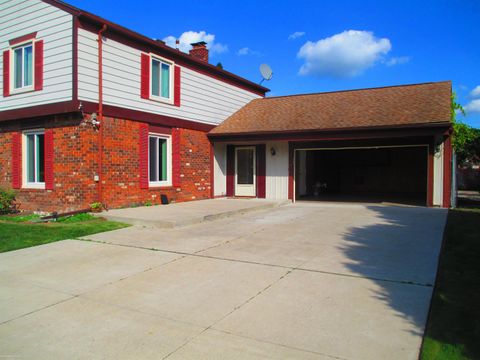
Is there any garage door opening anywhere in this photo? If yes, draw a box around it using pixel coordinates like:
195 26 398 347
295 146 428 206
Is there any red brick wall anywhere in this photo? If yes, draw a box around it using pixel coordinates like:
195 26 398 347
0 115 212 213
0 116 98 212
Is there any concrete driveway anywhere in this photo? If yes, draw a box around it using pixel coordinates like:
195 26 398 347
0 203 447 359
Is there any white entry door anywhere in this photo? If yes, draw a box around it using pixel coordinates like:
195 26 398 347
235 147 256 196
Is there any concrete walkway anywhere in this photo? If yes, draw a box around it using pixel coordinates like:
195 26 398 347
0 203 448 359
98 198 287 228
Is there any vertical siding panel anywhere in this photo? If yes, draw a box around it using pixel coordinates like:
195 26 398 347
213 143 227 197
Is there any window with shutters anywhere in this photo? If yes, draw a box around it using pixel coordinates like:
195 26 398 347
148 133 172 186
4 35 43 97
23 130 45 189
150 56 173 102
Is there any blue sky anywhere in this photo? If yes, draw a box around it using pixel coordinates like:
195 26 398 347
68 0 480 127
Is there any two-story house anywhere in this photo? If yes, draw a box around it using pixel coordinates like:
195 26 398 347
1 0 454 212
0 0 268 212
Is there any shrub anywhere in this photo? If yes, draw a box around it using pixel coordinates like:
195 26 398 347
0 188 17 214
89 202 104 212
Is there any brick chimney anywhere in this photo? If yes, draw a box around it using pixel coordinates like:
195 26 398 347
189 41 209 62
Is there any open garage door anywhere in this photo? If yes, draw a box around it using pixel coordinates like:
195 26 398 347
295 146 428 206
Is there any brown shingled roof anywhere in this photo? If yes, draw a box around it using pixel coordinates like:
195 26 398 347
209 81 451 136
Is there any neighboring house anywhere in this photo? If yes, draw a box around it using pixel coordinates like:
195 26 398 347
210 82 454 208
0 1 453 212
0 0 267 212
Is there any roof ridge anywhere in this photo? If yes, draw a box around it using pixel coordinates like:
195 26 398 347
263 80 452 100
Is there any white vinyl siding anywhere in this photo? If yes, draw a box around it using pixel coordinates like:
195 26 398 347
213 143 227 196
77 28 261 126
433 137 444 206
0 0 73 110
265 141 289 200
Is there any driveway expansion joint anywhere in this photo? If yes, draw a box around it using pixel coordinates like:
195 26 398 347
79 238 434 287
161 268 294 360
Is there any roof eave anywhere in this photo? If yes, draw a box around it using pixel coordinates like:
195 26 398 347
208 121 453 138
42 0 269 96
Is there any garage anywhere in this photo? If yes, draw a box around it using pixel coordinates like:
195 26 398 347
295 145 428 206
210 81 453 208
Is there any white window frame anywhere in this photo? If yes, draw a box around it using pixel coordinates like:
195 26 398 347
149 54 174 104
148 133 172 187
10 40 35 95
22 129 45 189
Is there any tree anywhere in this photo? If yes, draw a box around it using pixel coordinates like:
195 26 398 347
451 92 479 165
216 62 224 69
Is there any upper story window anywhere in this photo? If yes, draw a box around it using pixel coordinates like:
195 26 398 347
3 33 43 97
13 42 34 90
151 57 172 101
140 53 180 106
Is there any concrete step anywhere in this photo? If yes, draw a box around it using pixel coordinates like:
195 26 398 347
96 199 290 228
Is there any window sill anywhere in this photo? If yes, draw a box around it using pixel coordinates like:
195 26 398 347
10 87 36 96
149 95 174 105
21 185 46 191
148 184 174 190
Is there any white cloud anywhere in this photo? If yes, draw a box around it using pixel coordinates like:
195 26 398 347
288 31 305 40
297 30 391 77
470 85 480 98
385 56 411 66
236 47 261 56
237 47 251 55
163 31 228 54
465 99 480 113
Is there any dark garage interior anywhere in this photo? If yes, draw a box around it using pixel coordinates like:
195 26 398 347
295 146 428 206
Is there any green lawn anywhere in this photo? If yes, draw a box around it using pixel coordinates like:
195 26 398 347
0 213 129 253
421 208 480 360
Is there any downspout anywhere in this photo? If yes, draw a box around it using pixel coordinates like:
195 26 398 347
97 24 107 206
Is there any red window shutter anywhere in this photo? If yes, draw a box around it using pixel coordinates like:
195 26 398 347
11 132 22 189
139 123 149 189
174 65 181 107
140 53 150 99
34 40 43 91
256 144 266 198
44 129 54 190
172 128 181 187
226 145 235 197
3 50 10 97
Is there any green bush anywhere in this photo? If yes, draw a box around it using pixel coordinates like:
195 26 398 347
0 188 17 214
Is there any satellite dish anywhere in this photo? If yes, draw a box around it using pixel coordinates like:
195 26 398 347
259 64 273 84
